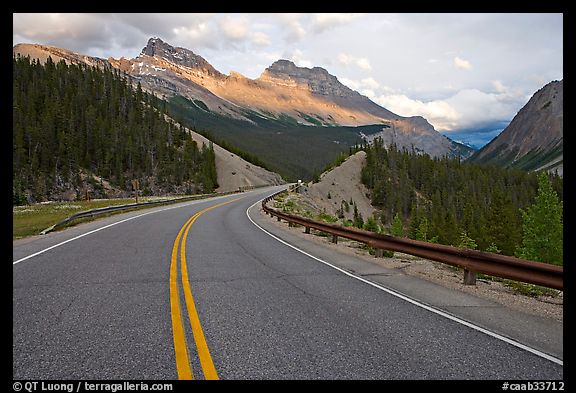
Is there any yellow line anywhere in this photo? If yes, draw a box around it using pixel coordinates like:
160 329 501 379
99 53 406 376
170 197 243 380
181 213 219 380
169 212 199 380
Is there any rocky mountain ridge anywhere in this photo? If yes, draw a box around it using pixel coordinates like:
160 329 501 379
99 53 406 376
468 80 563 175
130 38 472 158
260 59 360 98
13 38 475 172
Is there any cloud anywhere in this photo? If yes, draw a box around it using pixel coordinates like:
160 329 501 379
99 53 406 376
374 94 461 131
492 80 506 93
250 31 270 46
360 77 380 89
271 13 365 41
311 13 365 33
219 16 249 41
453 56 472 70
355 58 372 71
13 13 274 58
340 77 384 92
338 52 372 71
285 49 313 68
337 53 352 65
443 88 522 130
112 13 213 39
13 13 118 51
275 13 307 42
172 23 218 50
366 84 529 133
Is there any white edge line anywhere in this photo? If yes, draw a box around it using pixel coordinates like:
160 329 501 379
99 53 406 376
13 193 236 265
246 194 563 367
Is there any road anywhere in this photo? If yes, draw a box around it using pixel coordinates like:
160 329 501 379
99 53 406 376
13 186 563 379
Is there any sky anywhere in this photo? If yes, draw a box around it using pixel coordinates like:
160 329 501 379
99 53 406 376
13 13 563 149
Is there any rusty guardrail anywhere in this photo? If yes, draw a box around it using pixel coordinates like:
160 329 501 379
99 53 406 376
262 186 563 290
40 189 245 235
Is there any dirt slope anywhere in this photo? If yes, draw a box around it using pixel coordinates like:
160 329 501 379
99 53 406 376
298 151 377 221
186 130 285 192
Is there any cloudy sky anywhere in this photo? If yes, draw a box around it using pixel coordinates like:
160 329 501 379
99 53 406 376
13 13 563 148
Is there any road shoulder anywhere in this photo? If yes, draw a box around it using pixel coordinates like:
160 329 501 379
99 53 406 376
248 201 563 361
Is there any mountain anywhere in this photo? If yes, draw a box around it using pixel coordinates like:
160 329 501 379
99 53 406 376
12 45 284 199
13 54 221 203
184 129 285 192
12 43 110 69
467 80 563 175
13 38 475 180
119 38 473 157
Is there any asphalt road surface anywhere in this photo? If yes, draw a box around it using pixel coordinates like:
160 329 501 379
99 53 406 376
13 187 563 380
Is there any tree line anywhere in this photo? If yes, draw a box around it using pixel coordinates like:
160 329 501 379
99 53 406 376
13 55 218 204
360 137 563 265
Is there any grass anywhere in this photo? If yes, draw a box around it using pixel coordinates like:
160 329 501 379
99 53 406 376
502 280 561 298
476 273 560 297
12 196 190 240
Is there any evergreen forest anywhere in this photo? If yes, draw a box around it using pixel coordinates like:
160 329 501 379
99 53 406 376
360 138 563 263
13 55 218 204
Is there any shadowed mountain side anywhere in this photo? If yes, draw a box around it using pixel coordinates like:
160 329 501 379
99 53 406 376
468 80 562 175
185 129 285 192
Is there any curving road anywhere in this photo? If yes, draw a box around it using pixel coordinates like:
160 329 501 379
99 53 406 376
13 187 563 380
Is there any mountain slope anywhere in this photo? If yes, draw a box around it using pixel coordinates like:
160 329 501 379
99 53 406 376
13 38 475 180
184 128 285 192
115 38 473 159
468 80 563 175
297 151 378 223
12 46 284 199
12 43 110 69
12 55 220 203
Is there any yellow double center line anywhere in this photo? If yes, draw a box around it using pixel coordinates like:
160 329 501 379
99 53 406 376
170 197 243 380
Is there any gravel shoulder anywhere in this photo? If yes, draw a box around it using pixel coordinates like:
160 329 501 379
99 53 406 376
261 201 563 324
253 201 563 361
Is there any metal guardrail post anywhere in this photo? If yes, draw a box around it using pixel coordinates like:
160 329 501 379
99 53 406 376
463 269 477 285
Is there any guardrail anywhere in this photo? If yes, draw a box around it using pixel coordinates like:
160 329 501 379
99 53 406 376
40 190 241 235
262 186 563 290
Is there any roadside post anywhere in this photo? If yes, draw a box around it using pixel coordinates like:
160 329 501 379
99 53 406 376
132 179 140 203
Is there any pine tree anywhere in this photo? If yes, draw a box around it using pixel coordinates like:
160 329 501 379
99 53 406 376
353 204 364 229
12 55 219 202
363 216 380 233
391 212 404 237
360 138 561 257
415 216 429 242
485 189 521 255
516 172 563 265
458 230 478 250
